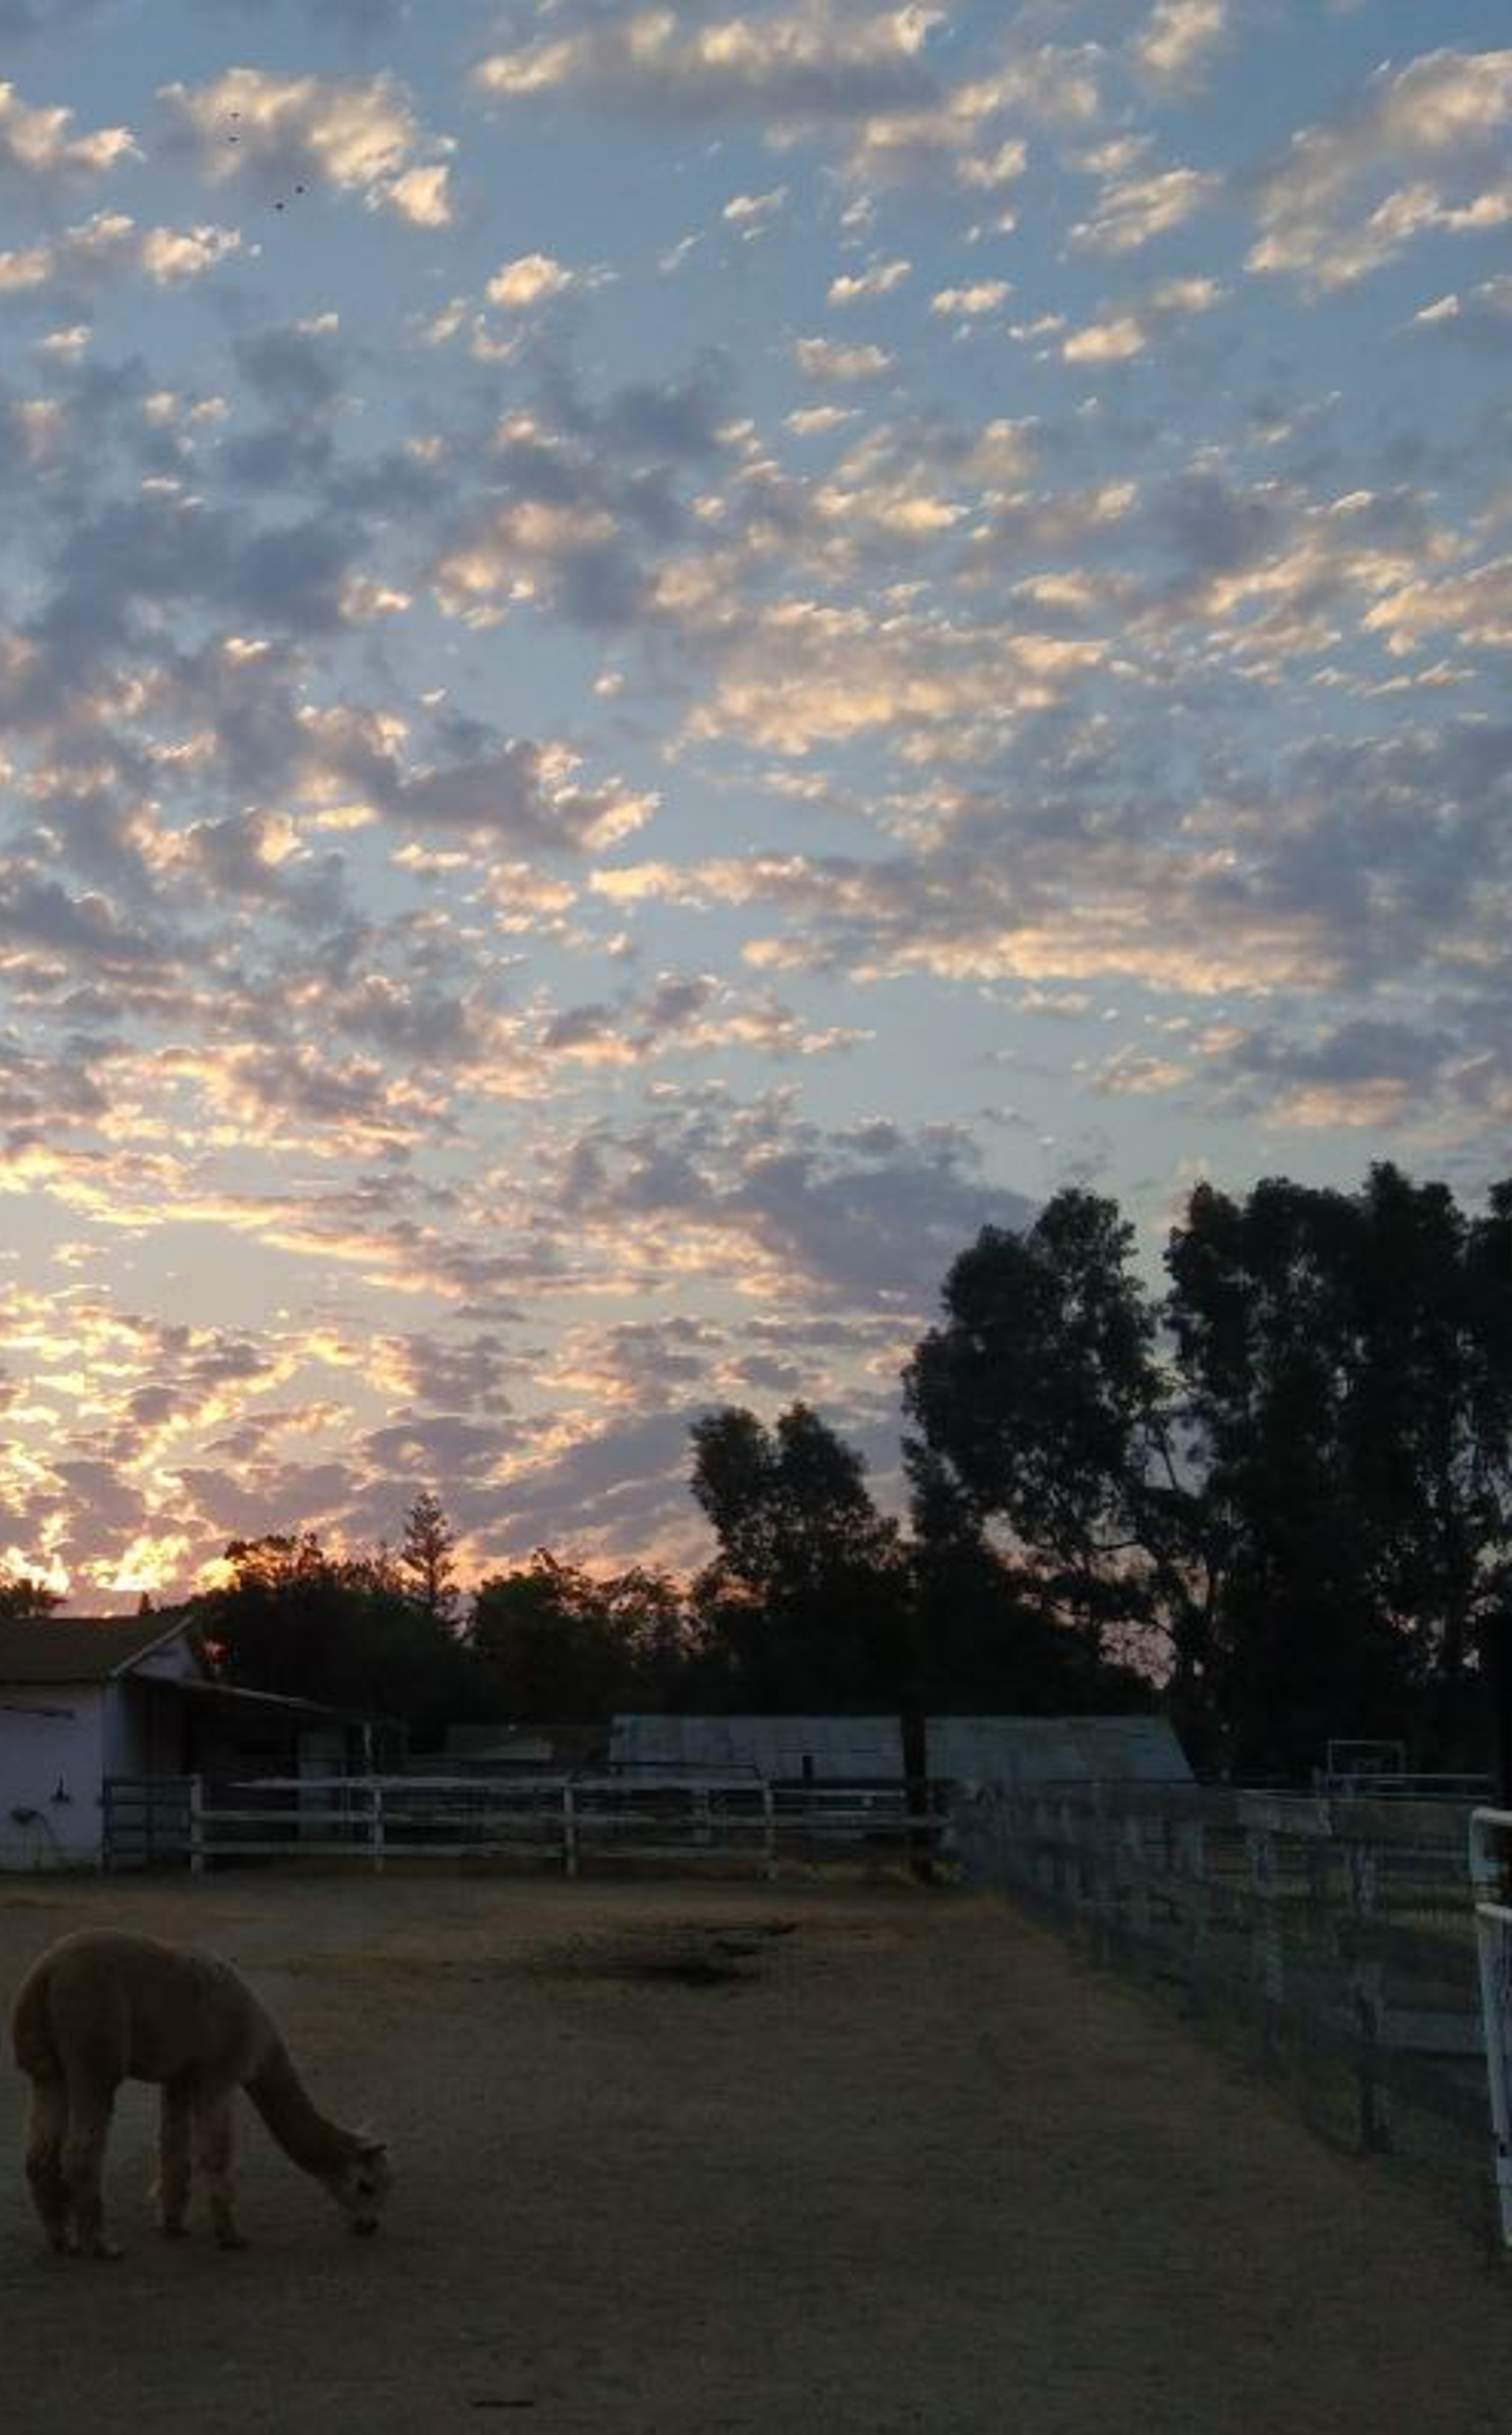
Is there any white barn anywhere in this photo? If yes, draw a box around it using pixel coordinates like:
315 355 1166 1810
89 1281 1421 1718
0 1614 357 1869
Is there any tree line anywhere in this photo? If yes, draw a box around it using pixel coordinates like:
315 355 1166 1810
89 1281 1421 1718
6 1160 1510 1782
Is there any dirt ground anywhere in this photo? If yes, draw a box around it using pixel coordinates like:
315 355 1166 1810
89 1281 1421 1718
4 1873 1512 2435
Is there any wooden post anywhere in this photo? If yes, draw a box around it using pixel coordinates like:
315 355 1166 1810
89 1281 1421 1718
1491 1608 1512 1894
1353 1962 1392 2153
762 1781 777 1884
370 1781 385 1876
1124 1811 1152 1950
900 1705 933 1883
1247 1825 1282 2060
1178 1815 1208 2017
562 1779 578 1879
188 1773 205 1878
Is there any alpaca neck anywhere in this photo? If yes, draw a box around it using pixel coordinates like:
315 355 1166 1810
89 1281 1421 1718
245 2040 357 2177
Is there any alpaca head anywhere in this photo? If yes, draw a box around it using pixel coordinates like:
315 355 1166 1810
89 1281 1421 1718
324 2139 392 2236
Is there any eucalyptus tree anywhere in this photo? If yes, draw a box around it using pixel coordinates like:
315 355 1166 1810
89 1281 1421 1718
1166 1163 1512 1764
902 1190 1211 1714
688 1402 911 1709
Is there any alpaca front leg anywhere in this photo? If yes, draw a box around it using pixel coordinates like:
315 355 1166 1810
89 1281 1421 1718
155 2081 194 2237
23 2080 71 2254
61 2090 121 2259
194 2094 245 2249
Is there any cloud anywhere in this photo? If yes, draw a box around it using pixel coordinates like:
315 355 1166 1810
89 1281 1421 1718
39 487 362 643
159 64 454 224
828 257 909 303
463 1406 703 1572
724 185 788 235
1184 1009 1508 1136
472 4 943 125
731 1125 1032 1304
599 715 1512 1031
1412 274 1512 348
485 252 587 309
930 278 1010 316
1061 274 1222 362
1070 156 1222 256
991 43 1103 134
0 210 239 296
1362 557 1512 660
0 80 138 183
1131 0 1229 94
232 316 345 416
470 3 1036 200
422 355 739 629
1247 49 1512 291
295 706 658 853
520 1092 1032 1311
791 334 893 380
0 869 163 972
679 594 1102 757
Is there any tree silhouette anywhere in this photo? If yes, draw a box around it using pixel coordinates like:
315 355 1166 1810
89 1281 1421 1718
193 1532 472 1735
689 1402 911 1708
902 1190 1201 1682
0 1571 65 1620
399 1488 460 1623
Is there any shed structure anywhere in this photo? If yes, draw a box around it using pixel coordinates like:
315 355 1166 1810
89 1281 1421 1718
609 1712 1191 1788
926 1715 1192 1789
609 1714 905 1782
0 1614 358 1869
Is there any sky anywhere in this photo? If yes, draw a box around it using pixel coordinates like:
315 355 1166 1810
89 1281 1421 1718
0 0 1508 1610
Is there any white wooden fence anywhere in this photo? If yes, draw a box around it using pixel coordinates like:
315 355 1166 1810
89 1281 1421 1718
104 1772 942 1880
955 1778 1491 2202
1468 1806 1512 2246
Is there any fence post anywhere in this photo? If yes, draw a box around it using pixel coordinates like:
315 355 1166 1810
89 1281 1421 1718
562 1780 578 1879
1353 1962 1392 2153
1124 1810 1152 1956
370 1781 385 1875
763 1781 777 1884
1345 1832 1391 2150
1091 1788 1116 1964
1036 1798 1057 1900
1177 1814 1209 2016
188 1774 205 1878
1247 1823 1285 2060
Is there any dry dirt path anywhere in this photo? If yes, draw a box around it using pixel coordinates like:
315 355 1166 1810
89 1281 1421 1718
3 1872 1512 2435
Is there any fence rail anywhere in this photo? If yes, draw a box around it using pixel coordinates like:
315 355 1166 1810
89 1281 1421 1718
104 1773 942 1880
955 1779 1493 2217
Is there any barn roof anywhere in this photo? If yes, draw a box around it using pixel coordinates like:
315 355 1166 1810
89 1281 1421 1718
610 1712 1192 1786
610 1714 905 1780
926 1715 1192 1787
0 1614 208 1686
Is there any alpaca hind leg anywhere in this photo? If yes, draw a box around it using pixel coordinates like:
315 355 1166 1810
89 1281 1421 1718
23 2079 72 2253
155 2081 194 2237
60 2083 121 2259
194 2093 244 2248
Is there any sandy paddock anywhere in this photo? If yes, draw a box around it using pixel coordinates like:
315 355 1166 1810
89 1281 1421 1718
3 1869 1512 2435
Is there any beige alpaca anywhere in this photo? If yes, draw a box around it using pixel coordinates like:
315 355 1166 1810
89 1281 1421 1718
10 1928 391 2258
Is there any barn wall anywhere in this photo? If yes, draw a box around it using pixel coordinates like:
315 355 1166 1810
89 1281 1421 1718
0 1693 106 1867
